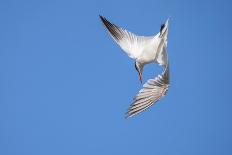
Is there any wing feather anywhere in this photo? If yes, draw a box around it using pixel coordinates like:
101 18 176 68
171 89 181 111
126 64 169 118
99 15 153 59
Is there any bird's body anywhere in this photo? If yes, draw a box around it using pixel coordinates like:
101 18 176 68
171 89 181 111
100 15 170 117
100 16 169 66
134 34 166 65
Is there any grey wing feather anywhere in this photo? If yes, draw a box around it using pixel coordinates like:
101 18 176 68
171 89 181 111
99 15 125 41
126 64 169 118
99 15 153 59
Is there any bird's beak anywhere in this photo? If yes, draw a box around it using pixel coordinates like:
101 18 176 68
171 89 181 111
139 72 142 83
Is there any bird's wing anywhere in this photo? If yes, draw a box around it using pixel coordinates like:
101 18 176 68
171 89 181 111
156 41 168 66
155 18 169 66
126 63 169 118
100 15 153 59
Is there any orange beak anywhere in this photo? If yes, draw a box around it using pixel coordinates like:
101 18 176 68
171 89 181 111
139 72 142 83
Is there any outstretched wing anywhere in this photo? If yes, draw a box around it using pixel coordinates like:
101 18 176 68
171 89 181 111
155 18 169 66
99 15 153 59
126 64 169 118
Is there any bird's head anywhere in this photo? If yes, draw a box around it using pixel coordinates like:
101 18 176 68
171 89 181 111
135 61 144 83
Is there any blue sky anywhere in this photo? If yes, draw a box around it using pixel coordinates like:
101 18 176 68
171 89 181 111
1 0 232 154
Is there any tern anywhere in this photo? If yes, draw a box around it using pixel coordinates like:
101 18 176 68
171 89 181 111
100 15 170 117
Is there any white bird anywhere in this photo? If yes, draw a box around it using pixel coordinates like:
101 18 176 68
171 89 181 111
99 15 170 117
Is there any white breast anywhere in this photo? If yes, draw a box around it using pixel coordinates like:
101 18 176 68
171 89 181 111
136 35 161 64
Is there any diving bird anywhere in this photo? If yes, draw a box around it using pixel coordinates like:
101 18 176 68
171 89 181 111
99 15 170 117
99 15 169 82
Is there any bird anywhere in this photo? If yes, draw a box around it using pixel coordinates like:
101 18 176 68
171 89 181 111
99 15 170 117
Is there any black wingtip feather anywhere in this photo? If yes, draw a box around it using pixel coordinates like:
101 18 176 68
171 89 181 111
99 15 123 41
99 15 104 21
